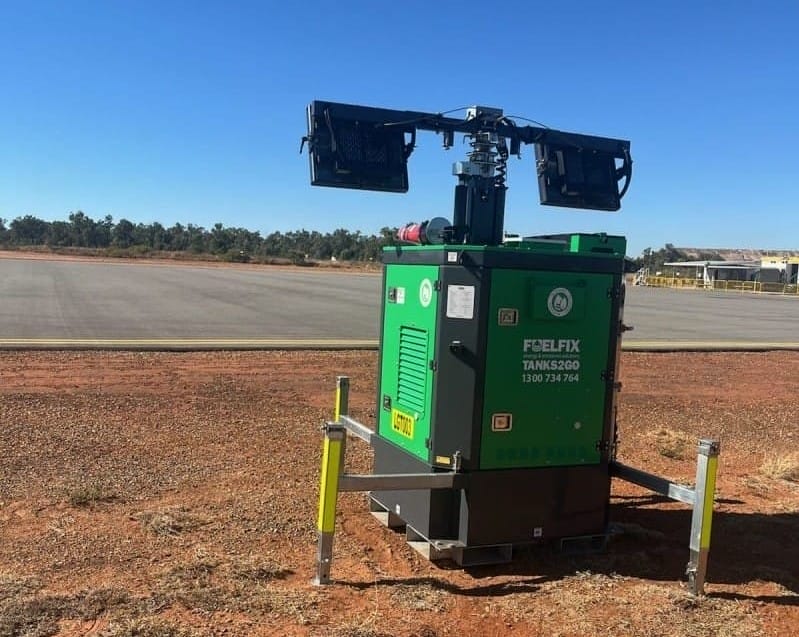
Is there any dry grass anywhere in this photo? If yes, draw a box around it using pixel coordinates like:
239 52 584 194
0 555 311 636
261 588 322 625
485 574 764 637
653 588 765 637
154 555 318 622
321 617 394 637
0 594 65 637
68 481 119 507
155 557 226 613
131 507 212 536
760 452 799 481
231 555 291 583
98 618 198 637
654 428 694 460
0 572 40 598
0 586 134 637
490 571 622 627
388 583 450 613
742 474 773 495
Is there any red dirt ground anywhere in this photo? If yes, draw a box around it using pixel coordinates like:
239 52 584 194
1 350 798 636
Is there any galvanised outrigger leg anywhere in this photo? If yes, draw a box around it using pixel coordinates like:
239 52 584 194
686 439 720 596
313 376 350 585
611 438 720 596
313 422 345 585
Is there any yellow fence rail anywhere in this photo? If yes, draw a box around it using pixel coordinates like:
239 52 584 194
643 276 799 295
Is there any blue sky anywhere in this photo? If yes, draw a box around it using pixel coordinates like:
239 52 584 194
1 0 797 257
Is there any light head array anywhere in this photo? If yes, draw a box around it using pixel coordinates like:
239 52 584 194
301 101 632 234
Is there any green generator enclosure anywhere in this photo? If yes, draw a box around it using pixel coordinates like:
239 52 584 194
371 234 627 560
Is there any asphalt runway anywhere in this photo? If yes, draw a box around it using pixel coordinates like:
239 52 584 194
0 257 379 341
622 286 799 343
1 256 798 348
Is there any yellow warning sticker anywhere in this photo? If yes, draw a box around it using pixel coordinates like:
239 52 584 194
391 409 415 439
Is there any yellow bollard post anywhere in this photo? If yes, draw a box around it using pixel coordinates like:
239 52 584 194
686 439 720 595
314 422 345 585
313 377 351 584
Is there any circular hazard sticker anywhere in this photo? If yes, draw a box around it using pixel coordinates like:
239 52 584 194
547 287 573 317
419 278 433 308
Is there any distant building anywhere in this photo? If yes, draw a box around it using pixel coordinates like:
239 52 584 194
760 256 799 284
664 257 799 285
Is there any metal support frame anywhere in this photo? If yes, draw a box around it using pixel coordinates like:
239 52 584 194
610 438 720 595
340 472 463 492
308 100 632 156
339 415 374 445
316 377 720 592
314 376 461 585
610 462 696 505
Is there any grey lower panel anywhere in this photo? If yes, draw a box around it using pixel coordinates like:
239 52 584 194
460 464 610 545
371 435 459 540
372 434 611 547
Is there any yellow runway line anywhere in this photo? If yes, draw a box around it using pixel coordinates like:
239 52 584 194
0 338 380 350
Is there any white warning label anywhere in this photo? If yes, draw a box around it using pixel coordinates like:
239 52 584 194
446 285 475 319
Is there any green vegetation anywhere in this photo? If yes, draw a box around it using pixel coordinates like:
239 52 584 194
0 212 397 263
0 213 742 267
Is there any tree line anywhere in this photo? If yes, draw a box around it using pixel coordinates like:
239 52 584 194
0 212 718 267
0 212 397 263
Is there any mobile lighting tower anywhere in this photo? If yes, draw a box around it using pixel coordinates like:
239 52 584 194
303 100 633 565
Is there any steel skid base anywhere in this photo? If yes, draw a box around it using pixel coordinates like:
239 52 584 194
368 496 610 566
370 429 612 547
369 496 514 566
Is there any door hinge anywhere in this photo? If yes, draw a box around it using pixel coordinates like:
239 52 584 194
606 287 621 299
429 360 438 371
433 280 442 291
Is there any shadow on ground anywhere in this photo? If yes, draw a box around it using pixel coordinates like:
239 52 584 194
606 495 799 600
341 495 799 605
